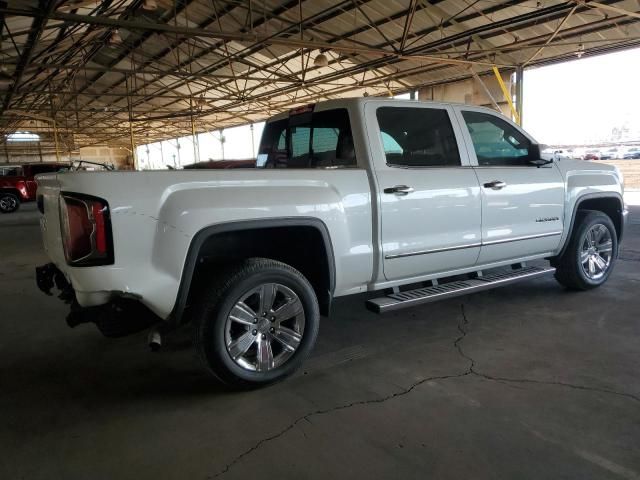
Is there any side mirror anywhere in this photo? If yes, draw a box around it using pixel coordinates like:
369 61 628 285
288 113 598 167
528 144 553 166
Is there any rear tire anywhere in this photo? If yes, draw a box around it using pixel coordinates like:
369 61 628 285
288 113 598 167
193 258 320 389
0 193 20 213
554 210 617 290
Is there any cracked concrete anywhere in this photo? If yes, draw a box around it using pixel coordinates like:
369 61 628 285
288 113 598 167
211 302 639 479
1 203 639 480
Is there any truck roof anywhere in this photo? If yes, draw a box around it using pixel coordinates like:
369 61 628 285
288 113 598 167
265 97 498 123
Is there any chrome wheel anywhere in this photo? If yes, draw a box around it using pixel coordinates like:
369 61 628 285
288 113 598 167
580 223 613 281
224 282 305 372
0 195 17 212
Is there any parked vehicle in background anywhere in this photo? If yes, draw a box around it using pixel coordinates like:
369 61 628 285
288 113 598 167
35 98 628 387
0 163 70 213
567 149 584 160
623 148 640 160
600 148 619 160
542 149 571 161
584 150 600 161
554 150 571 161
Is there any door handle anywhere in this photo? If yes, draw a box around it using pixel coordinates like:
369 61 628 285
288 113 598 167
384 185 414 195
483 180 507 190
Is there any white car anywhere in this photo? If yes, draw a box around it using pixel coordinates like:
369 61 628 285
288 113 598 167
35 98 628 387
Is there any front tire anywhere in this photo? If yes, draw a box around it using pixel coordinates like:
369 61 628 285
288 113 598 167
0 193 20 213
554 210 618 290
193 258 320 388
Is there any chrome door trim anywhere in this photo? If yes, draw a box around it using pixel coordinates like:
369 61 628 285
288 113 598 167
386 231 562 259
385 242 481 259
482 230 562 246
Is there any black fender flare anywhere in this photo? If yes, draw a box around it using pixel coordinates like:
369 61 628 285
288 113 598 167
169 217 336 325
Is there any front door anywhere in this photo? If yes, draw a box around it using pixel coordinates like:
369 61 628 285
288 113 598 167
366 102 482 282
455 108 565 265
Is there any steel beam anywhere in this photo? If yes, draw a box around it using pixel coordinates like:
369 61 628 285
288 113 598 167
1 0 55 113
586 1 640 20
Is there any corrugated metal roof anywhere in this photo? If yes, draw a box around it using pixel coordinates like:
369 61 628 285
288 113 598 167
0 0 638 148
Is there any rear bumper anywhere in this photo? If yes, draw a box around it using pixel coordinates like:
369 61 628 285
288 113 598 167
35 262 160 336
36 262 73 300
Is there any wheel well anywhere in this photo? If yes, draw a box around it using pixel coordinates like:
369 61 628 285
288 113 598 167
576 196 623 240
0 188 21 198
184 225 334 319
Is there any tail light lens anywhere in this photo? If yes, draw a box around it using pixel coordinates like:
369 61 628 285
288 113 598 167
59 193 113 266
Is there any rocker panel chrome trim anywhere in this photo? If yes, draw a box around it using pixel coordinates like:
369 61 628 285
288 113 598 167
385 231 562 259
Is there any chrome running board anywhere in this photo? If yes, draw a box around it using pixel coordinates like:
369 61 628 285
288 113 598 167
366 266 555 314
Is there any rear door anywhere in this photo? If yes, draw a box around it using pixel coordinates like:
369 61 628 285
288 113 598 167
366 102 482 282
454 107 565 265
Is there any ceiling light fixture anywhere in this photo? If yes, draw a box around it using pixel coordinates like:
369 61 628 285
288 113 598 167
108 30 123 45
142 0 157 10
313 53 329 68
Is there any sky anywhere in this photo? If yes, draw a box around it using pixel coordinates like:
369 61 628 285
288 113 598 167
523 47 640 146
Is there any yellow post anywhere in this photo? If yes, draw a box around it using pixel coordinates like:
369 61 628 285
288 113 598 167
492 66 520 125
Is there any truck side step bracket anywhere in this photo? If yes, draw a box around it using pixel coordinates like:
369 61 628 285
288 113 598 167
366 266 555 313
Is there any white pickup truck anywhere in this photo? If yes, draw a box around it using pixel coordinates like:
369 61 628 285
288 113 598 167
36 98 628 387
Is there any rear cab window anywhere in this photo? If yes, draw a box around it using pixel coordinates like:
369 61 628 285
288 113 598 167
0 166 23 176
258 108 357 168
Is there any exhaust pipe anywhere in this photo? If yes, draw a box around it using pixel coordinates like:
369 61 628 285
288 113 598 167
148 328 162 351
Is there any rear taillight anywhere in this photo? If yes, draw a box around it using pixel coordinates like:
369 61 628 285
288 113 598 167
59 193 113 266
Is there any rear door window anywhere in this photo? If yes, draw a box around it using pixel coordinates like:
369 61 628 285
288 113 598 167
376 107 461 167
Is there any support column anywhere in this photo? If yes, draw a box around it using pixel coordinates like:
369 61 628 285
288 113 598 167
515 66 524 126
49 88 61 162
126 75 137 170
128 120 136 170
190 97 199 162
250 123 255 158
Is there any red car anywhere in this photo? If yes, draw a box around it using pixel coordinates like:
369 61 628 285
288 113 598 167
583 151 600 161
0 163 69 213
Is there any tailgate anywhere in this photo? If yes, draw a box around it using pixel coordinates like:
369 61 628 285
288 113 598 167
36 174 66 268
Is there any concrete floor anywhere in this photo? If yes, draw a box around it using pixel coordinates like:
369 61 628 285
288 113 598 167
2 203 639 480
